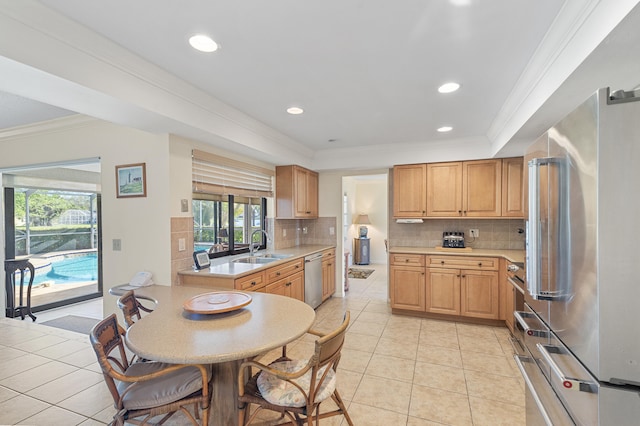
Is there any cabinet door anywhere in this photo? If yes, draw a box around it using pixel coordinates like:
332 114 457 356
463 159 502 217
426 162 462 217
390 265 425 311
305 170 319 217
266 271 304 301
426 267 461 315
393 164 427 217
294 167 311 217
460 270 499 319
502 157 525 217
322 258 336 300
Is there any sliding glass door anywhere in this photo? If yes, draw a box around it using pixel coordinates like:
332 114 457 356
3 160 102 315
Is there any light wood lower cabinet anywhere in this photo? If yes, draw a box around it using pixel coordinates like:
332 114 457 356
266 270 304 301
391 253 501 321
460 269 500 319
322 248 336 301
389 254 426 312
425 268 460 315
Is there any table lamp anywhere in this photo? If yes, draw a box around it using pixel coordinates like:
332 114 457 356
355 214 371 238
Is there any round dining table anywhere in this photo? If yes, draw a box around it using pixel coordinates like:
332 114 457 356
118 285 316 425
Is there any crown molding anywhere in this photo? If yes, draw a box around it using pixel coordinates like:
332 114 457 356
0 114 96 141
487 0 640 152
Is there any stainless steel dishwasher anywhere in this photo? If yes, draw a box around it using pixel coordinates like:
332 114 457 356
304 253 323 309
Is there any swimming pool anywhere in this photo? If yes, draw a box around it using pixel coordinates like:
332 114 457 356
28 252 98 286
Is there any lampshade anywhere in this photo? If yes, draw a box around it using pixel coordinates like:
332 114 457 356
355 214 371 225
219 228 229 237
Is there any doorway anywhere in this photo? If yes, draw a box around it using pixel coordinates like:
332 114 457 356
341 173 389 297
2 159 103 315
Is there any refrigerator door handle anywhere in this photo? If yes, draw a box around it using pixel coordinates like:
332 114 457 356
514 354 554 426
527 157 569 301
536 343 598 394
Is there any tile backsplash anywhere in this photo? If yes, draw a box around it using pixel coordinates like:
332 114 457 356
388 218 525 250
271 217 338 249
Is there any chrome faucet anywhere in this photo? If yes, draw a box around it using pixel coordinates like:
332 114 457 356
249 229 270 256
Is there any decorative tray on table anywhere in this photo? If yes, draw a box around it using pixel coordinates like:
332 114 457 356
183 291 252 314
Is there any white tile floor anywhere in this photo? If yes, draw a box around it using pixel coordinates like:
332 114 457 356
0 263 525 425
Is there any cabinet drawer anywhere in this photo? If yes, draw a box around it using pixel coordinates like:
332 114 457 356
266 258 304 284
322 248 336 259
390 253 425 267
427 256 498 271
236 271 266 291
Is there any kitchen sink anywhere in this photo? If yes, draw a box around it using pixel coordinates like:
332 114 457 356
257 253 292 259
233 256 278 264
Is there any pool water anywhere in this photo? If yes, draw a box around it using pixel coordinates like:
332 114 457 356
31 253 98 286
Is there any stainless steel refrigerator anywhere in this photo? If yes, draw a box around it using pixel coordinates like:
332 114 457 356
516 87 640 425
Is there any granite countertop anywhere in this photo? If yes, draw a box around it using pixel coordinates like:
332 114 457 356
178 244 335 279
389 246 525 263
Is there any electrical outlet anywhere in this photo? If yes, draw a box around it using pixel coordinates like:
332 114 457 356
329 226 335 235
113 239 121 251
469 229 479 238
283 229 287 237
178 238 186 251
302 227 308 234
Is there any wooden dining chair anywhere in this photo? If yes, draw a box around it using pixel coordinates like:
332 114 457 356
90 313 212 426
117 290 154 328
237 311 353 426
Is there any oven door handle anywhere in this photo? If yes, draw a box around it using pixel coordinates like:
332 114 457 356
514 311 548 338
507 276 525 295
514 354 554 426
536 344 598 393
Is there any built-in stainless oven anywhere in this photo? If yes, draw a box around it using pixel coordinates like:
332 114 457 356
514 305 576 425
507 261 526 354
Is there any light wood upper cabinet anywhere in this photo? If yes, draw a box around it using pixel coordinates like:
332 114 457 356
393 164 427 218
501 157 525 217
427 160 501 217
426 162 462 217
463 159 502 217
276 165 319 219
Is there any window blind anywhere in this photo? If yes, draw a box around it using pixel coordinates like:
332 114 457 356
192 149 274 197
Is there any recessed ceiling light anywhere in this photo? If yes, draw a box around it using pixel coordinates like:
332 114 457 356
437 126 453 132
438 82 461 93
189 34 219 52
286 107 304 115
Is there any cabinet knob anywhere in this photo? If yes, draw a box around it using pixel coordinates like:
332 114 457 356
463 210 467 215
457 274 461 278
295 265 300 269
462 275 466 278
440 260 445 265
405 259 409 263
458 210 462 215
276 272 281 276
251 281 256 286
286 282 291 287
478 262 482 267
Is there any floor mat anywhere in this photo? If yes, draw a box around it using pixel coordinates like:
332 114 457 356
348 268 374 279
40 315 100 334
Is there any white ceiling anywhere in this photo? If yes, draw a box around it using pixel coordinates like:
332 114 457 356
1 1 639 170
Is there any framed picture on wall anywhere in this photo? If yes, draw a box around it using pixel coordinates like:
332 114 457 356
116 163 147 198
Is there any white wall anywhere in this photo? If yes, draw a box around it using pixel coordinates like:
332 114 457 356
0 117 172 317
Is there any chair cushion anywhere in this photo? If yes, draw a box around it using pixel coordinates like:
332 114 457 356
117 361 210 410
256 360 336 408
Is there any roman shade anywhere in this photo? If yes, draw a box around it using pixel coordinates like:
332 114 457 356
192 149 274 197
